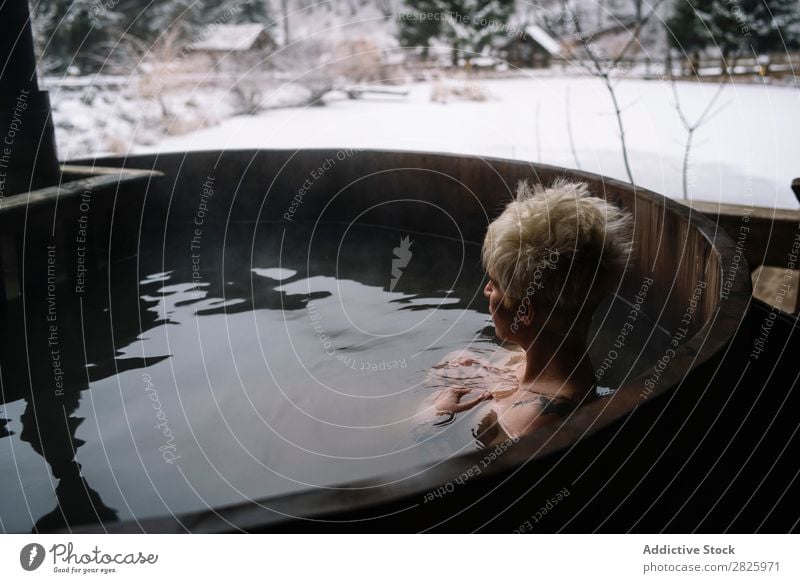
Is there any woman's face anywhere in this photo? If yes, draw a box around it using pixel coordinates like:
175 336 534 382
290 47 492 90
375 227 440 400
483 274 522 342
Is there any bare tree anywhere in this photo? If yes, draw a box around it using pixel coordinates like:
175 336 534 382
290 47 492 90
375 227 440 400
121 28 187 120
545 0 666 183
374 0 396 18
670 78 728 200
565 86 581 169
535 101 542 163
274 35 383 106
281 0 290 46
630 0 644 21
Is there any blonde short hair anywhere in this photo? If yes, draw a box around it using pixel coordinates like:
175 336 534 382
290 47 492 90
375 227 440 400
482 179 633 312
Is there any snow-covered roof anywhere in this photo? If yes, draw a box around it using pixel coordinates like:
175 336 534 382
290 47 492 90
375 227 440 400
524 25 562 56
190 24 269 52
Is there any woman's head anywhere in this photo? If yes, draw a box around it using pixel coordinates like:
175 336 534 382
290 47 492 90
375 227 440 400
482 179 633 341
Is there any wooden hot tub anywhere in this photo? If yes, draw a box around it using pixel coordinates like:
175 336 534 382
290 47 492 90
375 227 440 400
0 149 753 532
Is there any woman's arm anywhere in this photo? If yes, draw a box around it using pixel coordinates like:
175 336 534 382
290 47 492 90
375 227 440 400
412 387 492 439
433 387 492 413
431 350 508 375
501 393 579 439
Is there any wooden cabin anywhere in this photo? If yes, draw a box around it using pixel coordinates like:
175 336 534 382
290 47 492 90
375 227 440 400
502 24 564 68
188 23 276 68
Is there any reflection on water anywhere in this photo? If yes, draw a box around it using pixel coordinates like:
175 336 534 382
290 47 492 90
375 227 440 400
0 221 668 532
19 390 119 532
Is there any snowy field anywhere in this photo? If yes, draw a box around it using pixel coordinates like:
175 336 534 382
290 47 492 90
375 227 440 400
124 76 800 209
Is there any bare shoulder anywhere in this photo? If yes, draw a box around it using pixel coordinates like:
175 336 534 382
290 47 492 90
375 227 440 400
496 386 589 439
502 350 525 368
510 393 579 417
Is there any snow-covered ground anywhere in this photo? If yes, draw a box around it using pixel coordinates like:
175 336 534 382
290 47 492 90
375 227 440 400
106 75 800 208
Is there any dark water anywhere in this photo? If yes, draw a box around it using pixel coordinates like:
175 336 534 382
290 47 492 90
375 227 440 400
0 221 669 532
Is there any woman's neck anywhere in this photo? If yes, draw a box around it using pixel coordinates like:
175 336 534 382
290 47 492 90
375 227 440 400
516 328 595 391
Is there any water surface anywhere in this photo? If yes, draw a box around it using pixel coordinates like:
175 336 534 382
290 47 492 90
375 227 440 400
0 221 668 532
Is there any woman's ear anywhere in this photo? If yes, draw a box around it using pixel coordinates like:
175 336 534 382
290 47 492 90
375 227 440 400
519 299 535 327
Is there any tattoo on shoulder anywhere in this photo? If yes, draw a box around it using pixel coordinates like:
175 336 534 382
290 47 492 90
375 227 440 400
511 395 577 417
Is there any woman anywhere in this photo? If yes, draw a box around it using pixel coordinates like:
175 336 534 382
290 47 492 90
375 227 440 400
415 179 633 449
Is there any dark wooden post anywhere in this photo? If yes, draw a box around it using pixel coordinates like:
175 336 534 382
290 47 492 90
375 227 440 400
0 0 61 198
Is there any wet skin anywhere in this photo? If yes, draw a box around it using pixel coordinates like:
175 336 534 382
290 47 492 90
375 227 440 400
425 275 597 444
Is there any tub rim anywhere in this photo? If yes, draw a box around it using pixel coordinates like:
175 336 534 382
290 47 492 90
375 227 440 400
60 148 751 532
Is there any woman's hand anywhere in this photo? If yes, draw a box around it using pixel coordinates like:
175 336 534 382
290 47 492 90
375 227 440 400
433 387 493 414
432 356 479 369
453 357 479 366
432 356 504 374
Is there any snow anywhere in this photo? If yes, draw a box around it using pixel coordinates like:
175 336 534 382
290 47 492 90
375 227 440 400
190 24 267 52
131 75 800 209
50 84 241 159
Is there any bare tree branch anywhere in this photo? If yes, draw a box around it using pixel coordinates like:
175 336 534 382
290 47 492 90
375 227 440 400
540 10 597 77
535 100 542 163
610 0 667 70
670 77 728 199
565 86 581 169
547 0 667 183
603 73 635 183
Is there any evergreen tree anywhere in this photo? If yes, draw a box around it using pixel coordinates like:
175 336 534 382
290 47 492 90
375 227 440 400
738 0 800 54
666 0 800 73
666 0 712 54
32 0 120 74
399 0 515 64
707 0 746 63
229 0 273 24
398 0 445 58
706 0 800 69
666 0 713 73
443 0 515 62
32 0 275 74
